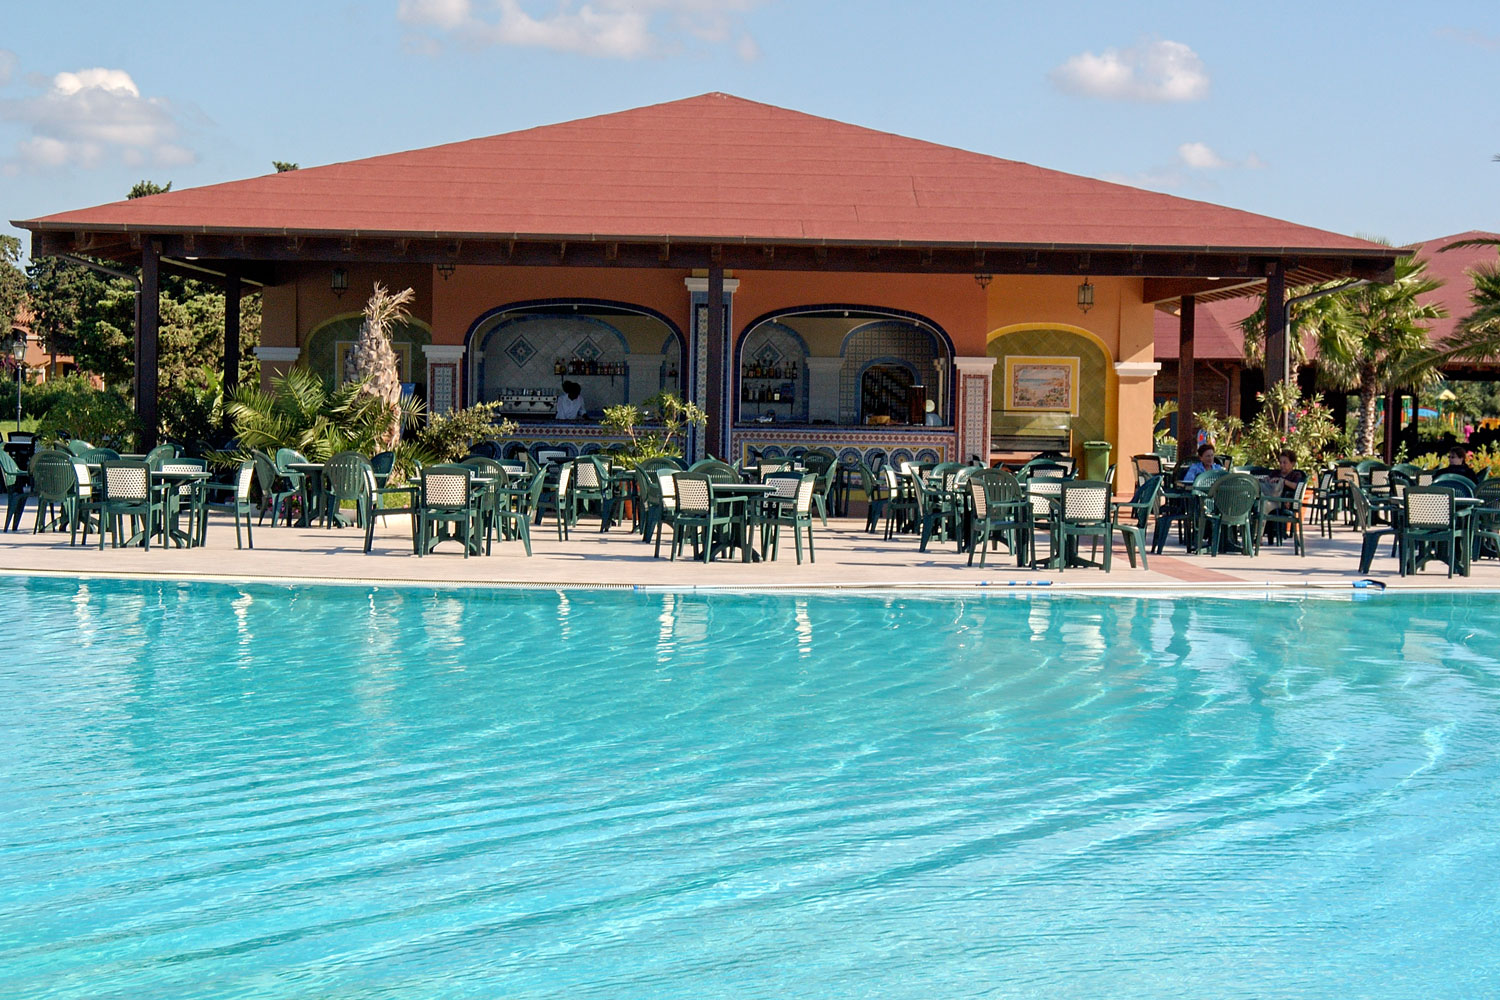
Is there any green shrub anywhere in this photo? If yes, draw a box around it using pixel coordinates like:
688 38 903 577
33 375 140 448
408 403 516 464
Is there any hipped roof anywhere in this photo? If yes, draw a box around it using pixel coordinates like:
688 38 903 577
18 93 1396 258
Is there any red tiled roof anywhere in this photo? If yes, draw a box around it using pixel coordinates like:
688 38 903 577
1154 297 1254 361
1409 231 1500 346
18 93 1393 255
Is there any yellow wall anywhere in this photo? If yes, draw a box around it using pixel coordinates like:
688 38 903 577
982 275 1155 477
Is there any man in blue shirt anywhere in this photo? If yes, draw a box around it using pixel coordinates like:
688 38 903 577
1183 443 1220 484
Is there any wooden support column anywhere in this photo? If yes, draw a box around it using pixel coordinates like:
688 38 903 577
1177 294 1196 454
137 240 161 449
705 264 725 459
1263 264 1289 419
222 267 242 397
1382 388 1400 462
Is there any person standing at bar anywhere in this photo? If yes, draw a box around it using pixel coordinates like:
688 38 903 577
555 380 586 421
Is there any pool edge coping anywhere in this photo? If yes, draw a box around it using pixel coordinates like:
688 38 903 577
1 565 1489 597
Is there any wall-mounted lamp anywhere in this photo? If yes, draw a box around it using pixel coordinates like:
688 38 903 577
974 273 993 290
436 262 456 280
331 268 348 298
1076 278 1094 314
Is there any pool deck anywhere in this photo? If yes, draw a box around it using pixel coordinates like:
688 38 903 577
2 509 1495 592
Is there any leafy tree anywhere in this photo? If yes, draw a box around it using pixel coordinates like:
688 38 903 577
33 374 139 447
0 235 25 336
272 161 299 172
345 284 413 451
127 180 171 199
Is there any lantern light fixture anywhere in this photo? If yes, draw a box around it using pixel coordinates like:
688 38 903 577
1076 278 1095 314
436 262 456 280
974 273 993 290
331 268 349 298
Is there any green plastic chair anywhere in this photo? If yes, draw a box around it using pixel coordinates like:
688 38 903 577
1107 473 1162 569
1402 486 1462 577
144 443 179 469
65 440 94 458
572 455 615 530
535 460 575 541
757 473 817 564
416 464 482 557
493 469 546 556
1203 474 1262 557
1048 479 1113 571
460 456 508 552
30 450 97 544
670 471 737 562
1350 485 1398 573
966 469 1029 568
1261 476 1310 556
251 449 301 526
199 460 258 549
157 458 208 546
857 461 888 533
0 448 29 532
97 460 163 550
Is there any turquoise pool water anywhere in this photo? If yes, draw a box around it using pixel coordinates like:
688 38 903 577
2 578 1498 998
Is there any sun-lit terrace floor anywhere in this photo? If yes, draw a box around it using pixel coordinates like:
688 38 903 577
1 507 1496 591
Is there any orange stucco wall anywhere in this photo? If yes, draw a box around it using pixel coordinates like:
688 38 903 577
430 265 694 346
259 263 1156 464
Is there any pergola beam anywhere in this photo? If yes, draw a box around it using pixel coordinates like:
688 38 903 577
27 228 1397 285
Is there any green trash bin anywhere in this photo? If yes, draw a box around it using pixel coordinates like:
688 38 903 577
1083 440 1112 482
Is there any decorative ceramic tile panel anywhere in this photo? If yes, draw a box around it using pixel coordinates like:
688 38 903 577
838 321 944 423
957 371 991 462
504 335 536 369
429 363 457 415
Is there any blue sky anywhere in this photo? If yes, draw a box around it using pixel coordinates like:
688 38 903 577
2 1 1496 254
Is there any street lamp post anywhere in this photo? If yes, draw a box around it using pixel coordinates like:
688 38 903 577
9 330 26 433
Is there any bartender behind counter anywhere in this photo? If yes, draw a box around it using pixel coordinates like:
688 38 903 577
555 380 586 421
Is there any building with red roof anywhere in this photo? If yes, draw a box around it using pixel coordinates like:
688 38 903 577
14 92 1401 465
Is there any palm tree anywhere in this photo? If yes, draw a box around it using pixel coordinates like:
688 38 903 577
1317 254 1446 454
345 283 414 452
225 366 422 461
1432 239 1500 364
1241 248 1445 455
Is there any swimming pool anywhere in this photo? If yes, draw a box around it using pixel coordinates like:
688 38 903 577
2 577 1497 998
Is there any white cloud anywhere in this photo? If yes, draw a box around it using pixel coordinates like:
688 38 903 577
1177 141 1228 169
1437 26 1500 50
1176 141 1265 171
398 0 767 60
0 64 197 171
0 50 16 87
1050 39 1209 102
